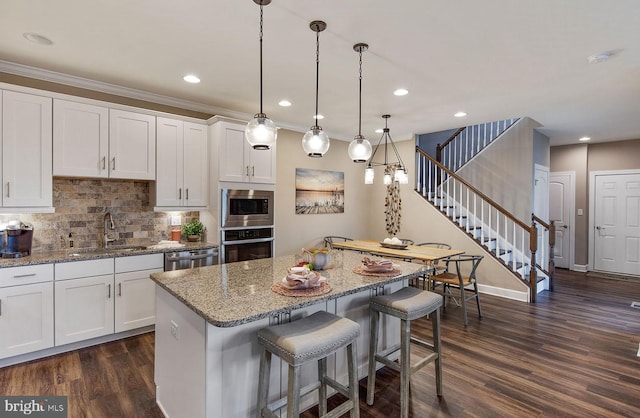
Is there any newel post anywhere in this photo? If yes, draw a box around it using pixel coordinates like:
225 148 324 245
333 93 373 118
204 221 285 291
548 220 556 291
529 222 538 303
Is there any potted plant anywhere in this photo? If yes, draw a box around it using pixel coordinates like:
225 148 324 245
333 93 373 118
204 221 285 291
182 219 204 242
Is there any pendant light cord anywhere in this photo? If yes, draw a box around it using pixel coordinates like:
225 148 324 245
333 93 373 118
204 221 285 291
259 4 264 114
358 49 363 136
314 25 320 125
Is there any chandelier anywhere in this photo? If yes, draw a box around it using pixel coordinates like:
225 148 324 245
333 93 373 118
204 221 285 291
364 115 408 185
245 0 277 150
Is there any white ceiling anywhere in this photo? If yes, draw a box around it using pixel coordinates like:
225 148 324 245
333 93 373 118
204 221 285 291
1 0 639 146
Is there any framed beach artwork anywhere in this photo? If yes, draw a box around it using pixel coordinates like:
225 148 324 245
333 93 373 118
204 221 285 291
295 168 344 214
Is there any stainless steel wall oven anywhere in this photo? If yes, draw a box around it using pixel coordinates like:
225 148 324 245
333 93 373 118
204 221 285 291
221 189 274 263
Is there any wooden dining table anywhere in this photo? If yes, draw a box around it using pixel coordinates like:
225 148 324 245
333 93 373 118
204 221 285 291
330 239 463 264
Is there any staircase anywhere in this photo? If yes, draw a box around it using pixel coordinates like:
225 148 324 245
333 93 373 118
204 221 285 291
415 123 555 303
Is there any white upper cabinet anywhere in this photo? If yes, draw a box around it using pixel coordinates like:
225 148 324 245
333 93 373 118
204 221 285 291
53 101 156 180
109 109 156 180
215 119 275 184
155 117 207 208
1 90 53 208
53 99 109 178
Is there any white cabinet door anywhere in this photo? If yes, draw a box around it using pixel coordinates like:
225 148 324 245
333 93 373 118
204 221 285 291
1 90 52 207
109 109 156 180
248 144 275 184
0 282 54 359
53 99 109 178
217 120 275 184
114 268 162 332
218 122 247 183
54 274 114 346
156 117 184 207
183 122 207 207
156 118 207 208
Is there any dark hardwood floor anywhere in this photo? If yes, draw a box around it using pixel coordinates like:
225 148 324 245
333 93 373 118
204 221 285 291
2 269 640 417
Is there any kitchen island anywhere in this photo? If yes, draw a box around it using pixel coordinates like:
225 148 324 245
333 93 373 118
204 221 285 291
150 251 427 418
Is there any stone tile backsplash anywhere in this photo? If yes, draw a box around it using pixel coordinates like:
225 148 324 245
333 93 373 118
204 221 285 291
0 178 200 252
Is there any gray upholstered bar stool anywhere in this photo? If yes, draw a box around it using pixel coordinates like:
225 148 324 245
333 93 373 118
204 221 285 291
367 286 443 418
257 310 361 418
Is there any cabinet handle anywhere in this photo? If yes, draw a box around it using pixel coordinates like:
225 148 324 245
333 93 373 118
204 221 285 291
178 188 182 199
107 284 111 299
246 165 250 176
6 182 9 198
102 156 106 170
13 273 37 279
252 166 255 177
111 157 116 171
118 283 122 297
186 188 189 200
0 299 2 316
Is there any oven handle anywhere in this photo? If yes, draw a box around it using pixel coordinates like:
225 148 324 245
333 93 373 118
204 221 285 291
222 237 274 245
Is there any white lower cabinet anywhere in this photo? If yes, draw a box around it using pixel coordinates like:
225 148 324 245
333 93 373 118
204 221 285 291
114 259 162 332
0 281 54 359
54 274 115 346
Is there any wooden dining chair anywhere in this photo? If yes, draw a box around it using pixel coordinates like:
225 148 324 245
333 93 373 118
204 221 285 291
412 242 453 289
429 255 483 326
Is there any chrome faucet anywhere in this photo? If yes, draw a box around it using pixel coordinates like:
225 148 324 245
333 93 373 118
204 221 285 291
103 212 116 247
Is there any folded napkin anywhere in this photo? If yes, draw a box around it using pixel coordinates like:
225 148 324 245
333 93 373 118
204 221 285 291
362 257 394 272
283 267 322 289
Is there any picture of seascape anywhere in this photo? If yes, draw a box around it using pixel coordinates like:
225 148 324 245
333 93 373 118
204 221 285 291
295 168 344 214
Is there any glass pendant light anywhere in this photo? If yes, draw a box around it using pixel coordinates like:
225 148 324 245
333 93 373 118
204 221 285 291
348 43 372 163
246 0 277 150
302 20 330 157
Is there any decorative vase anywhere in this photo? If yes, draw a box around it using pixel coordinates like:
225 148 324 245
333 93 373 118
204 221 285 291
187 235 200 242
302 248 331 270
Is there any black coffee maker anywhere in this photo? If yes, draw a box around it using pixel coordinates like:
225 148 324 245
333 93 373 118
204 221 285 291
2 222 34 258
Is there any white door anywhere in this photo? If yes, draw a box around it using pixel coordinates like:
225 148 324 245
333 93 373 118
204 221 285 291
593 172 640 275
2 91 52 207
218 123 247 183
55 275 114 346
114 269 161 332
183 122 208 207
109 109 156 180
156 117 184 207
549 172 574 269
0 282 54 359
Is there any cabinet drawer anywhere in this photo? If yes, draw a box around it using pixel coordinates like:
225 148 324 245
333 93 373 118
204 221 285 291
0 264 54 288
115 253 164 273
55 258 114 281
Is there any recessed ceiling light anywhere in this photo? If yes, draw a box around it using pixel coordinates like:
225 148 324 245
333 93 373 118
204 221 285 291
394 88 409 96
23 33 53 45
278 100 292 107
579 136 591 142
313 114 324 120
454 111 467 118
183 74 200 84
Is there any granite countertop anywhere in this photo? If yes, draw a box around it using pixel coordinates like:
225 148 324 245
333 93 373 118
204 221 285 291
150 251 428 328
0 241 218 268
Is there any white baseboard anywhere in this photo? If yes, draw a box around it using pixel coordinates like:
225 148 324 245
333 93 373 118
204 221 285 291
478 284 529 302
573 264 588 272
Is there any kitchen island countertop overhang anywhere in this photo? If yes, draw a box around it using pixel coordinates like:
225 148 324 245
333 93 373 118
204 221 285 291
149 252 429 327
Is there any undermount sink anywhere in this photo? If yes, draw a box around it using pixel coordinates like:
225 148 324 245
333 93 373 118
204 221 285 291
67 245 149 257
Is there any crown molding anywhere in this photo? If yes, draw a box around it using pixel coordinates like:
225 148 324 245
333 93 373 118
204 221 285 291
0 60 334 138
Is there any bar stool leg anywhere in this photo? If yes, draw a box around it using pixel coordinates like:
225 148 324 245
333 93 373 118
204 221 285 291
318 357 327 416
257 348 271 417
400 319 411 418
347 341 360 418
366 308 380 405
287 365 301 418
432 308 443 396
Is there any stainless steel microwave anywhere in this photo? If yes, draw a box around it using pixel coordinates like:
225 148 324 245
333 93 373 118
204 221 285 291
221 189 274 228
